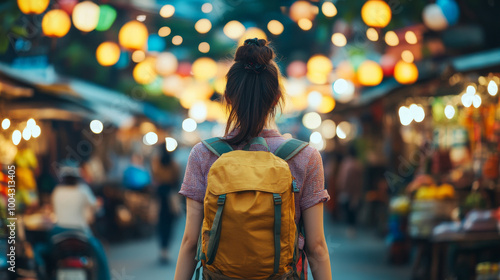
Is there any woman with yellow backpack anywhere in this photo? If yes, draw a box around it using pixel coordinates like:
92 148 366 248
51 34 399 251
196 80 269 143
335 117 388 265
175 38 332 280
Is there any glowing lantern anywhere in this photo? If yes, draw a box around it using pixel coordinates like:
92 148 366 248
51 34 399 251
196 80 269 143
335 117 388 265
156 52 178 76
289 1 317 22
238 28 267 46
119 21 148 50
380 54 397 76
147 34 166 52
96 42 120 67
361 0 392 28
336 61 355 80
96 5 117 31
42 9 71 38
357 61 383 86
72 1 100 32
287 61 307 78
267 20 284 36
177 62 192 77
58 0 78 14
394 61 418 84
307 55 332 84
223 21 245 40
17 0 49 14
318 95 336 113
195 19 212 34
133 58 157 85
192 57 218 81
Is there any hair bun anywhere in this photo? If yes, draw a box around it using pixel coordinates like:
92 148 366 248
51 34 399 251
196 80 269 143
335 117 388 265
234 38 273 65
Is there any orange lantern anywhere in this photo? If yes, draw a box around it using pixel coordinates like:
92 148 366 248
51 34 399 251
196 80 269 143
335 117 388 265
42 9 71 38
96 42 120 67
357 60 383 86
17 0 49 14
361 0 392 28
394 61 418 84
119 21 149 50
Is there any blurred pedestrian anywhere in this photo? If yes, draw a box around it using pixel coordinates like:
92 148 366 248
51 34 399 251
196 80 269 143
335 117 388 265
151 144 181 264
337 144 364 238
175 38 332 280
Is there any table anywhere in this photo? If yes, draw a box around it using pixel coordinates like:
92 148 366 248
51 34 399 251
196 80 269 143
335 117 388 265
430 231 500 280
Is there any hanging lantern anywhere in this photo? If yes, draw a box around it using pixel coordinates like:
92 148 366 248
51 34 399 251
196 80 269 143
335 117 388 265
289 1 317 22
155 52 178 76
223 20 246 40
72 1 100 32
238 28 267 46
286 61 307 78
96 5 117 31
357 60 383 86
192 57 218 81
58 0 78 14
361 0 392 28
96 42 120 66
394 61 418 84
422 4 448 31
147 34 166 52
119 21 148 50
17 0 49 15
133 57 157 85
42 9 71 38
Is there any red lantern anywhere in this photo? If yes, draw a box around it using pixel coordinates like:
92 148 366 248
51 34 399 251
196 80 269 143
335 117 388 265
380 54 397 77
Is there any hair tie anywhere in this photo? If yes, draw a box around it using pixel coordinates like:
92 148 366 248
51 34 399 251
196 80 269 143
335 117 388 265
244 38 260 46
244 62 267 74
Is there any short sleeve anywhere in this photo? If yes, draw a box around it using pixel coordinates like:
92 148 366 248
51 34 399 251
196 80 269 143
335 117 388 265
300 149 330 211
80 183 97 207
179 143 206 203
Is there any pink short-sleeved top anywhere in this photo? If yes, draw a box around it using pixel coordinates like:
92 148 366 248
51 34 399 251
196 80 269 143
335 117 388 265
179 129 330 225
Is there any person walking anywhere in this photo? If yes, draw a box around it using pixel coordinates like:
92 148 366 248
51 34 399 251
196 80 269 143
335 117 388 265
175 39 332 279
151 144 181 264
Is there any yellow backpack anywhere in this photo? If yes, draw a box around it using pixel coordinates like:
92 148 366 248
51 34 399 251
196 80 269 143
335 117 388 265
195 136 308 279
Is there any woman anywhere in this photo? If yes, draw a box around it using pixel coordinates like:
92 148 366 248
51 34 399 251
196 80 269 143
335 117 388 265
175 39 332 279
151 144 181 264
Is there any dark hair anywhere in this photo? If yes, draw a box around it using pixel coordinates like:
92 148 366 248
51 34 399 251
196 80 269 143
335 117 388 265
61 175 79 185
224 38 284 145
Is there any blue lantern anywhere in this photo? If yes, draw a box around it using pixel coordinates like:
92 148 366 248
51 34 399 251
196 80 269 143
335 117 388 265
147 34 166 52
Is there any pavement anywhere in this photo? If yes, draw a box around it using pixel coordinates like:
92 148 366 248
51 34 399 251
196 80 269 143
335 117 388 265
105 214 412 280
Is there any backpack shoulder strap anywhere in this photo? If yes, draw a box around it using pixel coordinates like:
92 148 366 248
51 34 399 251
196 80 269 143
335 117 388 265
274 138 308 161
201 137 233 157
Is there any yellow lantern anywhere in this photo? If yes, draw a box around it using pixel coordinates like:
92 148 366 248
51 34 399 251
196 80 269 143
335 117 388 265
224 20 246 40
357 60 383 86
133 58 157 85
289 1 317 22
394 61 418 84
192 57 218 81
238 28 267 46
96 42 120 66
42 9 71 38
318 95 336 113
72 1 100 32
119 21 149 50
17 0 49 14
307 55 332 74
361 0 392 28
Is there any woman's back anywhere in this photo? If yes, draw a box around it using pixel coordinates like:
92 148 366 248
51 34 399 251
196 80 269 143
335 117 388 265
180 129 329 224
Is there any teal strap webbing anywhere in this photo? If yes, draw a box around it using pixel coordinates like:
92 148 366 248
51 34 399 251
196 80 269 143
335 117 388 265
274 139 308 161
272 193 282 275
206 194 226 265
242 136 270 151
201 137 233 157
194 262 202 280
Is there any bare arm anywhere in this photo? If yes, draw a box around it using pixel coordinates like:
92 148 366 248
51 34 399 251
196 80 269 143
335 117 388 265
303 203 332 280
174 198 204 280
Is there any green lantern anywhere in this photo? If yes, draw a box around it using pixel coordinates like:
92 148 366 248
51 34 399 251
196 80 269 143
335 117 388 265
96 5 116 31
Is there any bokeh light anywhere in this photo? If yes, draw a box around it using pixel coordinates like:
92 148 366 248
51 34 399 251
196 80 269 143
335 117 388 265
394 61 418 84
302 112 322 130
96 42 121 66
331 33 347 47
267 20 284 35
160 4 175 18
195 19 212 34
366 28 379 41
12 130 21 145
143 132 158 145
361 0 392 28
322 2 337 17
165 137 178 152
385 31 399 46
182 118 197 132
223 21 246 40
2 118 10 130
119 21 149 50
42 9 71 38
72 1 100 32
90 120 104 134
